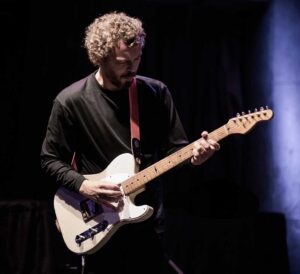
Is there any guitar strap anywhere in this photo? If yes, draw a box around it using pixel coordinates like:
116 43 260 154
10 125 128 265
71 152 78 171
129 77 142 166
71 77 142 171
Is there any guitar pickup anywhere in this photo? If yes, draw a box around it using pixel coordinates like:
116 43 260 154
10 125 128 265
80 199 103 222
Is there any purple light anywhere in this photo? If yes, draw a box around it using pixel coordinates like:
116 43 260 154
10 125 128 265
267 1 300 273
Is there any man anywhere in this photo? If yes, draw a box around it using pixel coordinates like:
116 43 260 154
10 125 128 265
41 11 220 274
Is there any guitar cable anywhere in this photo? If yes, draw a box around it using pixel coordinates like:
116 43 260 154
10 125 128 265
81 255 86 274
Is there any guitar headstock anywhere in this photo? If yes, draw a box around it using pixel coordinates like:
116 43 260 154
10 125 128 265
226 107 274 135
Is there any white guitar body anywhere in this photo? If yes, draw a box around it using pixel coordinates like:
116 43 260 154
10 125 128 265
54 153 154 255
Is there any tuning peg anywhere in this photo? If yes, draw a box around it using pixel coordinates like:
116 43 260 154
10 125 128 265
248 110 251 114
260 107 264 111
257 108 261 117
254 108 258 112
236 113 240 117
263 105 270 116
242 112 245 115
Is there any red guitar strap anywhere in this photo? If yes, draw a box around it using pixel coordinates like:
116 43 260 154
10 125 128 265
71 152 78 171
129 77 141 165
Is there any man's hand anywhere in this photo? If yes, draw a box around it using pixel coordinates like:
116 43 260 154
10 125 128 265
79 180 123 209
191 131 220 165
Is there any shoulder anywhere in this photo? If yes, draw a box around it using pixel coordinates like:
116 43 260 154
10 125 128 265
136 75 170 97
136 75 167 89
55 72 96 106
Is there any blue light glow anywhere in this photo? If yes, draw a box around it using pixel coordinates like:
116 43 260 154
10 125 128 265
267 1 300 273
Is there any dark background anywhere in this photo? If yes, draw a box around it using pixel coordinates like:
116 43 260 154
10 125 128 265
1 0 299 273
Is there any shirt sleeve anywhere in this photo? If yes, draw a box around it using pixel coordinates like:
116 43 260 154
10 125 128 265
40 99 85 192
160 84 189 155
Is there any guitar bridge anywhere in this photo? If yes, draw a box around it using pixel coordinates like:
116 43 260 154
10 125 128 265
75 220 109 245
80 199 103 222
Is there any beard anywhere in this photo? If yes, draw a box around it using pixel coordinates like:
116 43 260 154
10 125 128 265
111 73 135 90
99 63 136 91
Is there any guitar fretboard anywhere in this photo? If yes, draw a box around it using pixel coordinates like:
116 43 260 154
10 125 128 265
121 125 229 195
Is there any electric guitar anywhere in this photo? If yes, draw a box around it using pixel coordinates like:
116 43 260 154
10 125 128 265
54 107 273 255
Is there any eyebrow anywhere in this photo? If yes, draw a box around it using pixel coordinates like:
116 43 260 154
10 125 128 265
116 55 142 62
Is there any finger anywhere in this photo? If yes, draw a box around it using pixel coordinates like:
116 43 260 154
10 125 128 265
100 189 123 197
201 131 209 139
199 139 210 150
193 141 201 149
192 141 201 155
96 193 121 204
208 139 220 150
193 147 200 157
99 184 122 194
102 195 121 203
212 143 220 151
100 200 119 210
101 184 121 191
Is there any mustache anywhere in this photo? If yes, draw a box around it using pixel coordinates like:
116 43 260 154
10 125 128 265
122 72 136 77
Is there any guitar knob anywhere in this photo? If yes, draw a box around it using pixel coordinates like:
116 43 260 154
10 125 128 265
248 110 251 114
236 113 240 117
260 107 264 111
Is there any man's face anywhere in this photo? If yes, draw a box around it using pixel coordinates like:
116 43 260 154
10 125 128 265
101 40 142 90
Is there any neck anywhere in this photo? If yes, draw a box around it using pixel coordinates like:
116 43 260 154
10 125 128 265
95 69 118 91
95 69 104 87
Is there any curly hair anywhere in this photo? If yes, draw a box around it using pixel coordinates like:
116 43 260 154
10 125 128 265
84 12 146 66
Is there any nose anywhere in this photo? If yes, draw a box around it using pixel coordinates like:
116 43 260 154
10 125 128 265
126 61 134 71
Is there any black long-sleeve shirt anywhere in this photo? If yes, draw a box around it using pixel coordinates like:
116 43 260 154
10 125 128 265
41 72 188 211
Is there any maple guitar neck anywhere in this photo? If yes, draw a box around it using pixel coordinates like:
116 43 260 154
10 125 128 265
121 108 273 195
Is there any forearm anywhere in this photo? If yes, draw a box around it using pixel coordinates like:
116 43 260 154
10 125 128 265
41 156 86 192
